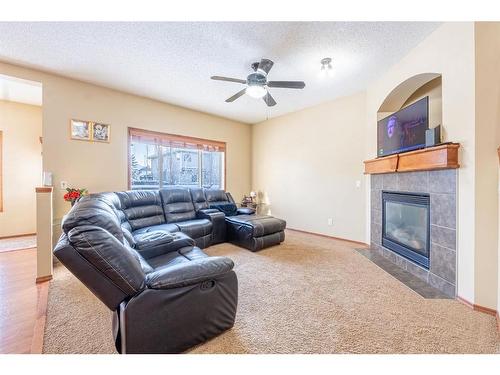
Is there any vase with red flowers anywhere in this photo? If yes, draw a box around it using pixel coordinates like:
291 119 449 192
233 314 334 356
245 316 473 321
63 187 88 207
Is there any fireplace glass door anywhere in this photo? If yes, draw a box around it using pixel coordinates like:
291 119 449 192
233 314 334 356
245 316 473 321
382 192 430 268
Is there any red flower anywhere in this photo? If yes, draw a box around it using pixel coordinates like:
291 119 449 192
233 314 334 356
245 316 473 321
63 187 87 203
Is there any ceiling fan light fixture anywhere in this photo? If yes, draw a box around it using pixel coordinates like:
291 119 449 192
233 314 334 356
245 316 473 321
246 84 267 99
211 58 305 106
320 57 333 71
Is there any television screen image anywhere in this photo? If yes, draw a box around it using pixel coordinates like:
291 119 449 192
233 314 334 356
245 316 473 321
377 96 429 157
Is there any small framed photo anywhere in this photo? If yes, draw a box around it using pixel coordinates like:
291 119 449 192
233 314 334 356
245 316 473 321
92 122 111 142
70 119 91 141
92 122 111 143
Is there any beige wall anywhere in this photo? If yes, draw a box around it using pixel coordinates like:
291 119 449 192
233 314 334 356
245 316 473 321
474 22 500 311
0 62 252 224
252 92 367 243
0 100 42 237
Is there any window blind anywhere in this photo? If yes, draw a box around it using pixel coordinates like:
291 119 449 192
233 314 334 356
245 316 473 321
129 127 226 151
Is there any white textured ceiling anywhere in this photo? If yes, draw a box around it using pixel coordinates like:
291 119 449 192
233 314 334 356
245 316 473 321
0 22 440 123
0 74 42 106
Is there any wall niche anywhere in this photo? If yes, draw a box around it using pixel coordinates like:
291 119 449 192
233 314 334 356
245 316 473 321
377 73 444 142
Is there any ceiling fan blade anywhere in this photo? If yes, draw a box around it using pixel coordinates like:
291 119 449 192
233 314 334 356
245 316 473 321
211 76 246 84
225 89 247 103
263 91 277 107
267 81 306 89
257 59 274 75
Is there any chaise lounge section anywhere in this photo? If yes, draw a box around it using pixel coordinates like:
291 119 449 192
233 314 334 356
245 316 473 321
225 214 286 252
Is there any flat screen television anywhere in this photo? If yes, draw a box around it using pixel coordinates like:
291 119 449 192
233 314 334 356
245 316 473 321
377 96 429 157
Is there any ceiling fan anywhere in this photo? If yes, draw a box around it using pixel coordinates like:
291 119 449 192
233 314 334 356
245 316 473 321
210 58 306 107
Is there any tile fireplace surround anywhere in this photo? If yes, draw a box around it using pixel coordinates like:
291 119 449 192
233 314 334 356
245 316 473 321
370 169 457 297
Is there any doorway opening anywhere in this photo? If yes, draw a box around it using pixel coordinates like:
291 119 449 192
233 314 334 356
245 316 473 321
0 73 42 253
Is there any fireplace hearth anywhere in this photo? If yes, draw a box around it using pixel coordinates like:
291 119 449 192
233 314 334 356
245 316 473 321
382 191 430 268
370 170 457 297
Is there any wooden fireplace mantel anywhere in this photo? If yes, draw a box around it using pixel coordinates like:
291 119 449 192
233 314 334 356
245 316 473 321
364 143 460 174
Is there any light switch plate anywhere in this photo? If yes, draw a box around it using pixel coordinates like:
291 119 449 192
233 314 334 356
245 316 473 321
60 181 68 189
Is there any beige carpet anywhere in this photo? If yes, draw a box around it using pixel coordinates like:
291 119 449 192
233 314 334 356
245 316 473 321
43 231 500 354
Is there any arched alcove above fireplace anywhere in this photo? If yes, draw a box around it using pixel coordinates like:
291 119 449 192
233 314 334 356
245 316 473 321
378 73 441 113
365 73 457 175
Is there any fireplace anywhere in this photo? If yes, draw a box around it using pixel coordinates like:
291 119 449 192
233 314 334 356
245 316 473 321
382 191 430 269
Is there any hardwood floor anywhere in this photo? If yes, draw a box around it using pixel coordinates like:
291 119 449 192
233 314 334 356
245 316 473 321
0 234 37 253
0 248 47 354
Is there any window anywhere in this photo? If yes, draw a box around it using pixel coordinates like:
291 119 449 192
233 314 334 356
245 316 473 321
128 127 225 190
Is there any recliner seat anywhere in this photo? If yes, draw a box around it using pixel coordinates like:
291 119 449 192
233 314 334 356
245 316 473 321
159 188 214 248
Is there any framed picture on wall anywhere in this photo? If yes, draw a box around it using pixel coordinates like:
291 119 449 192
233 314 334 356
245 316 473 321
70 119 91 141
92 122 111 143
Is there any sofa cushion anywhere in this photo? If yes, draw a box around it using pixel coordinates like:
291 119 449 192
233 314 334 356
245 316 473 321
225 214 286 237
190 188 208 211
116 191 165 231
67 225 145 296
205 189 229 203
146 250 190 269
63 195 124 243
121 226 136 247
130 249 154 274
175 219 213 239
179 246 208 261
133 223 180 235
147 245 210 273
145 256 234 290
160 188 197 223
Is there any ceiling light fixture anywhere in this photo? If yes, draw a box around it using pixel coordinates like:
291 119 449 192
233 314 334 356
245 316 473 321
320 57 333 77
246 84 267 99
321 57 333 70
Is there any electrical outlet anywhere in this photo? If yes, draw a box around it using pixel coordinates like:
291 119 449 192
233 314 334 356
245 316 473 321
355 180 361 188
60 181 68 189
327 218 333 226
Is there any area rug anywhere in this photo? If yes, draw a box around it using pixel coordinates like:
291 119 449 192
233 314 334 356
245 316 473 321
43 230 500 354
0 235 36 253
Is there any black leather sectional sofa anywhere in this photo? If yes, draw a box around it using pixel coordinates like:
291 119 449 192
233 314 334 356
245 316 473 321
53 187 286 353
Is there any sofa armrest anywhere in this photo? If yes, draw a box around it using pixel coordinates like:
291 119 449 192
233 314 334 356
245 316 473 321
134 230 174 249
196 209 226 244
226 192 235 203
197 208 225 219
237 207 255 215
134 232 195 259
146 256 234 290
